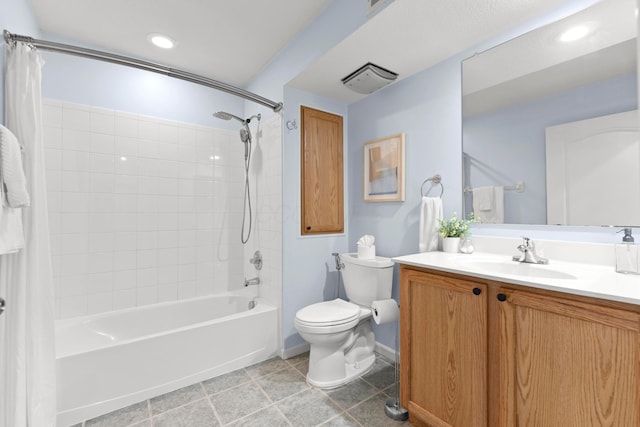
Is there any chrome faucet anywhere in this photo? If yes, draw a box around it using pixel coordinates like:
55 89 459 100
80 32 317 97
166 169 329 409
512 237 548 264
244 277 260 287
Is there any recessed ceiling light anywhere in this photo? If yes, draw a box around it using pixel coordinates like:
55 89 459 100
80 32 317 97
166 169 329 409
557 23 596 43
147 33 175 49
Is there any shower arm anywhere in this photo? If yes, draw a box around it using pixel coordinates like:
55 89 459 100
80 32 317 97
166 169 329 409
3 30 283 113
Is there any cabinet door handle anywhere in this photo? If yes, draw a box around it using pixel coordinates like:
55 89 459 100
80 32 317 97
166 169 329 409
472 287 482 295
497 293 507 302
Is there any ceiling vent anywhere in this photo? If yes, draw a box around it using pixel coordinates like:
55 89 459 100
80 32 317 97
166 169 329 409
341 62 398 95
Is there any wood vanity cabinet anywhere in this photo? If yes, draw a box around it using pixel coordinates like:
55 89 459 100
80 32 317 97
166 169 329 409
400 264 640 427
494 286 640 426
400 267 488 426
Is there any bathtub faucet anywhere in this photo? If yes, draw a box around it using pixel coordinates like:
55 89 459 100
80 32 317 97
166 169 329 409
244 277 261 287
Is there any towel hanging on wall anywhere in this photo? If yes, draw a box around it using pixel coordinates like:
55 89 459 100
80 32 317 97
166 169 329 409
472 186 504 224
419 196 443 252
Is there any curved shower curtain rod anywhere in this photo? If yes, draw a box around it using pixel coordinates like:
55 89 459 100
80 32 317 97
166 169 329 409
3 30 283 113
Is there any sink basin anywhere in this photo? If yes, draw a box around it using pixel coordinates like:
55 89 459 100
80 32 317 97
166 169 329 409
455 258 578 280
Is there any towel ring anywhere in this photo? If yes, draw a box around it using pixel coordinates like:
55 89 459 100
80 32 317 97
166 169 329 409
421 174 444 197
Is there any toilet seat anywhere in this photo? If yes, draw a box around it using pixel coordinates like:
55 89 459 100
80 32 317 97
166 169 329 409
295 299 365 334
296 299 360 326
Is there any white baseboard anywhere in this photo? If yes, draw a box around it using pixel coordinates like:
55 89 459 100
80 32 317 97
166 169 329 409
281 342 310 360
374 341 398 362
282 341 396 362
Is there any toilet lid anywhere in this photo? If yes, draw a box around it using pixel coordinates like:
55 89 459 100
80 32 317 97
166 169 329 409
296 299 360 327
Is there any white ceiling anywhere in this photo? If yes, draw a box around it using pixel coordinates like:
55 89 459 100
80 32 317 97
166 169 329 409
289 0 574 103
28 0 597 104
28 0 333 86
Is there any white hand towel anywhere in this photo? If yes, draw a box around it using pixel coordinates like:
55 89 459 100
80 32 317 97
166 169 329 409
0 124 30 208
473 186 494 211
472 186 504 224
419 196 443 252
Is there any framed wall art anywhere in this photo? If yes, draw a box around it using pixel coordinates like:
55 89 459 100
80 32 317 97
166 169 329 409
363 133 405 202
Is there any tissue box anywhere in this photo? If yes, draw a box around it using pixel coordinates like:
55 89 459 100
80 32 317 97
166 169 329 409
357 244 375 259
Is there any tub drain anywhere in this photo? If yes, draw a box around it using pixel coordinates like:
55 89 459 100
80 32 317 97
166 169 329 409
248 300 256 309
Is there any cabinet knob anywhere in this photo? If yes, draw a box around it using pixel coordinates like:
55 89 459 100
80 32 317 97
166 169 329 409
472 287 482 295
497 293 507 302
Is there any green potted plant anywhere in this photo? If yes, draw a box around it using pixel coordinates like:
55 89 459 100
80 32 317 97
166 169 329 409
437 213 475 253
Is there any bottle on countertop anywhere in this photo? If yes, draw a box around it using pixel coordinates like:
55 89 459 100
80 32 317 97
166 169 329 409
615 228 639 275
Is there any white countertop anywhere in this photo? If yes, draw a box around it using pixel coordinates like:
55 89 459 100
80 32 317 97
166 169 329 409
392 251 640 306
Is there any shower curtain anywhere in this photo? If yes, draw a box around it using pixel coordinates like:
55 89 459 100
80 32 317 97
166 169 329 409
0 42 56 427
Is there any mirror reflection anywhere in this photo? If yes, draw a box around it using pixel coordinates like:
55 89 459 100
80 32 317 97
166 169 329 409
462 0 638 226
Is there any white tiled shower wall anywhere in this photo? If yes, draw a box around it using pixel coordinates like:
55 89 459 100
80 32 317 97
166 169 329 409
43 100 252 319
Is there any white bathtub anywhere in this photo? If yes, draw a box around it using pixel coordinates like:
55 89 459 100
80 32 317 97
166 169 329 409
55 293 279 427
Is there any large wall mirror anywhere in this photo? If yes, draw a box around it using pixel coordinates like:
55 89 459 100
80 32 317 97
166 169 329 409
462 0 638 227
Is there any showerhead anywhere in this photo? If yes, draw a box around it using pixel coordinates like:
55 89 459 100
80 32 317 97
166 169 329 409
213 111 261 125
213 111 244 123
213 111 261 151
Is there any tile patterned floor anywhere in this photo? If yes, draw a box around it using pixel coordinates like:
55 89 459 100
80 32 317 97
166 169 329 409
73 353 413 427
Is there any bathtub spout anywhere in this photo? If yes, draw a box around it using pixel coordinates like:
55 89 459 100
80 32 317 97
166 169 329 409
244 277 260 287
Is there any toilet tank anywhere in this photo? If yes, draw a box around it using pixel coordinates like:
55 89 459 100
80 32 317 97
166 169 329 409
340 253 394 307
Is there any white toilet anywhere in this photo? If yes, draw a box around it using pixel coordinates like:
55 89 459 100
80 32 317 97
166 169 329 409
294 253 394 388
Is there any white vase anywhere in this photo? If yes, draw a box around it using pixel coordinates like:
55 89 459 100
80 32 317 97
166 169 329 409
442 237 460 253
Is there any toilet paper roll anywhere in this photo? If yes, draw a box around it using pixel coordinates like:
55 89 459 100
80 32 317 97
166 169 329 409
371 299 399 325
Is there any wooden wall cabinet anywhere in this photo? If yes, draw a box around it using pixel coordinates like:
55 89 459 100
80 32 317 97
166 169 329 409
400 264 640 427
300 106 344 235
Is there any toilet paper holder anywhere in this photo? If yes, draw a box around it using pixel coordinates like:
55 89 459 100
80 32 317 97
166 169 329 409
372 298 408 421
371 299 400 325
372 304 399 317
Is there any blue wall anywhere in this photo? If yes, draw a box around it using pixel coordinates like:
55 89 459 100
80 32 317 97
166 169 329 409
39 49 243 128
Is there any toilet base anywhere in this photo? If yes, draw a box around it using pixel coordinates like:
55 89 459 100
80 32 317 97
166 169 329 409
306 353 375 389
305 319 376 389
